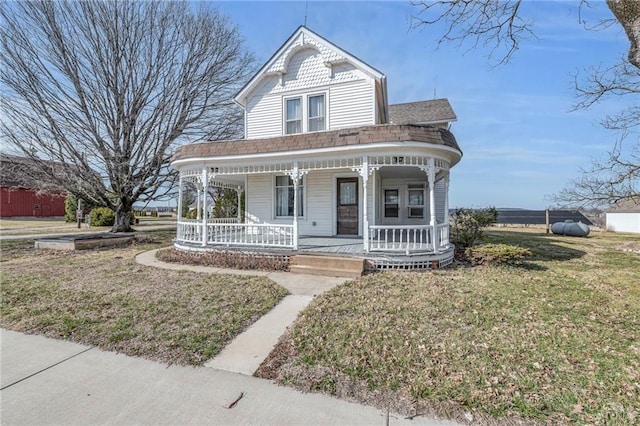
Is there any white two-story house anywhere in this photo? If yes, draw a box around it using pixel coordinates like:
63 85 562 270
171 26 463 270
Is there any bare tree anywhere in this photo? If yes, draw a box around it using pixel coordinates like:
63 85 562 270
412 0 640 208
1 0 253 231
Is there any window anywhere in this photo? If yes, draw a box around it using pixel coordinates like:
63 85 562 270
384 189 399 218
284 93 326 134
308 95 325 132
285 98 302 134
275 175 304 217
407 184 425 218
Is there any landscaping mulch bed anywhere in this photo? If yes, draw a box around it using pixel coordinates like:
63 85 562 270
157 247 289 271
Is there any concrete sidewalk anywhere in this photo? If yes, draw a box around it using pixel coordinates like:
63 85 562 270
1 329 456 425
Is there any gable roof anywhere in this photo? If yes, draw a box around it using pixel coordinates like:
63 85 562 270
389 99 457 125
235 26 387 108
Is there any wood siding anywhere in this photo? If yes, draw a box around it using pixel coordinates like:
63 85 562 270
245 47 376 139
329 79 375 130
0 187 66 217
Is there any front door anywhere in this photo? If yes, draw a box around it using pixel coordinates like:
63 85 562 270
337 177 358 235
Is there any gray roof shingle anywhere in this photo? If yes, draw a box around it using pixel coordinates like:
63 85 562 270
389 99 457 125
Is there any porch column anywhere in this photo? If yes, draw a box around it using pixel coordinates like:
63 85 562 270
235 186 243 222
428 158 438 252
291 161 299 250
196 185 201 221
361 156 369 253
177 174 183 221
201 167 208 247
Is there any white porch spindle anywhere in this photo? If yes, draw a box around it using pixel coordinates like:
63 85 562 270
428 158 438 251
361 156 369 253
201 167 208 246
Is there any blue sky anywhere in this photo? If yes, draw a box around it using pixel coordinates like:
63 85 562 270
213 0 629 209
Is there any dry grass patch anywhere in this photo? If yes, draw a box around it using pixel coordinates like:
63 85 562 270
258 229 640 424
0 231 288 365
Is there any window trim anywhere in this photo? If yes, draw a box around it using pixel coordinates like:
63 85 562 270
285 97 302 135
384 188 399 218
407 183 425 219
283 92 327 135
274 174 305 218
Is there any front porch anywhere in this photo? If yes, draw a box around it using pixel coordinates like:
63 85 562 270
174 222 455 270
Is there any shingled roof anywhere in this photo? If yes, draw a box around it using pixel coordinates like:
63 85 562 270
389 99 457 125
173 124 461 164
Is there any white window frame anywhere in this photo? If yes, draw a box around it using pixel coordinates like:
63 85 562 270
274 175 305 218
285 97 302 135
283 92 327 135
407 183 425 219
384 188 400 218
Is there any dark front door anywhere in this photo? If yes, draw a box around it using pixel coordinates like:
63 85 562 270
337 177 358 235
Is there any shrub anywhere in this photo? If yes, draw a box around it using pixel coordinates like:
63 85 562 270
450 206 498 249
90 207 115 226
64 195 95 222
465 243 531 266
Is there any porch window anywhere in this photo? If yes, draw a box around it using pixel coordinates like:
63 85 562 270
407 184 425 218
275 175 304 217
308 95 325 132
384 189 399 218
285 98 302 134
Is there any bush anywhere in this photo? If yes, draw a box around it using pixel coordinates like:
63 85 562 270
64 195 95 222
450 207 498 249
465 243 531 266
90 207 115 227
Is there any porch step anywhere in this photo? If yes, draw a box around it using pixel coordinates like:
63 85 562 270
290 254 364 279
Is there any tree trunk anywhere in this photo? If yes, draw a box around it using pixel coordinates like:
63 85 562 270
112 206 134 233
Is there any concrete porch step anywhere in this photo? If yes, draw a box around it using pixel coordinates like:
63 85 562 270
289 254 364 279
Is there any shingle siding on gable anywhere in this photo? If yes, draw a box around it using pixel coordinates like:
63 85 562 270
244 47 376 139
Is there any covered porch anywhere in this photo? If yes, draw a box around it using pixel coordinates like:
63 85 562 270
171 125 461 269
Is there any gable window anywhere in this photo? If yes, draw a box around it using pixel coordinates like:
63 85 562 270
275 175 304 217
308 94 325 132
384 189 399 218
285 98 302 134
407 184 425 218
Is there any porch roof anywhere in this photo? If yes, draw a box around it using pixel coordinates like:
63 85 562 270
172 124 461 165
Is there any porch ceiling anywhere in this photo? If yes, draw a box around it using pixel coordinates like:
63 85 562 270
377 166 426 179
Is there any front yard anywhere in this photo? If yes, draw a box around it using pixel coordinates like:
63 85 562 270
1 228 638 424
257 229 640 425
0 231 288 365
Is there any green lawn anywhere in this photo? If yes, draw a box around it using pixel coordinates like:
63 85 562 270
0 231 288 365
257 229 640 424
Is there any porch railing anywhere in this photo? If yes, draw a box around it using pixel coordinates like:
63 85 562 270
176 219 294 249
368 224 451 254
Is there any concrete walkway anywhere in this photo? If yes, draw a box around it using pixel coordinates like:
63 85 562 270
135 249 347 376
1 329 456 425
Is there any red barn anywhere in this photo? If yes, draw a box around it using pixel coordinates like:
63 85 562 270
0 154 67 217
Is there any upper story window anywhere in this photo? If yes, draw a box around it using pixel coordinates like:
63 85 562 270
285 98 302 134
284 93 326 135
308 95 325 132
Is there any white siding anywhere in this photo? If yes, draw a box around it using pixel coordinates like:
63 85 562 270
244 47 376 138
606 213 640 233
329 79 375 129
435 179 446 222
246 174 273 224
246 92 282 139
300 170 333 236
